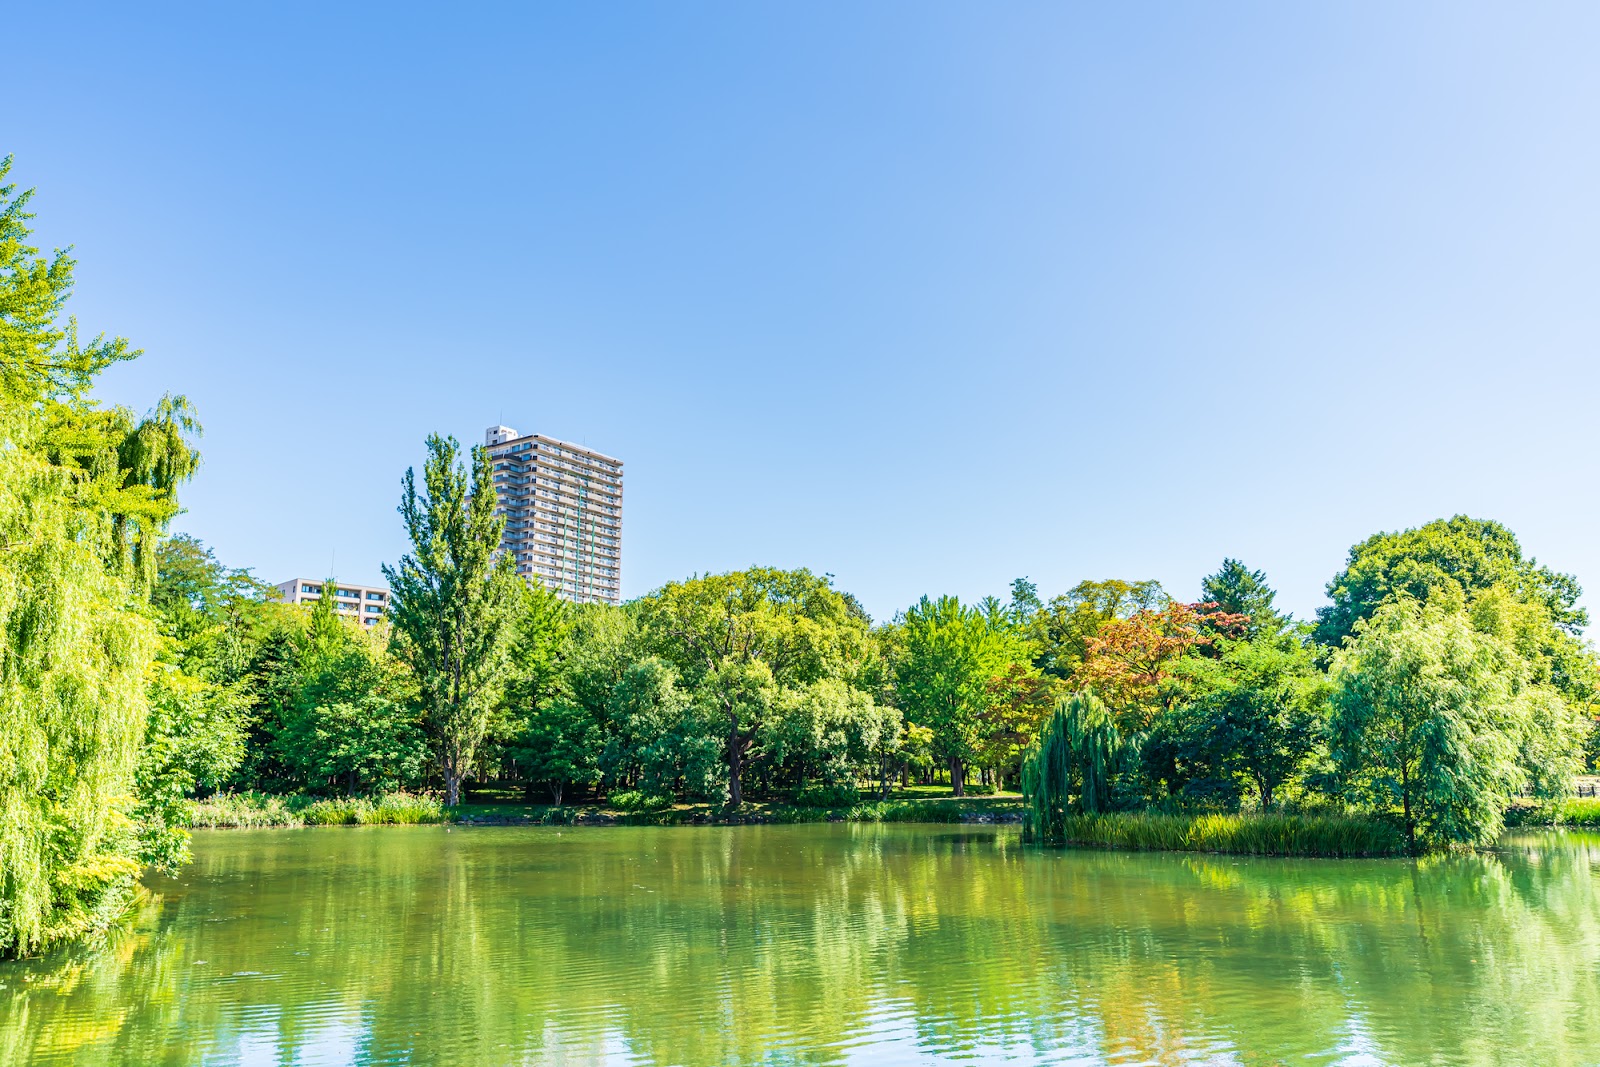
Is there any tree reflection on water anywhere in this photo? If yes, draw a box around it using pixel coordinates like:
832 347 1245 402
4 825 1599 1066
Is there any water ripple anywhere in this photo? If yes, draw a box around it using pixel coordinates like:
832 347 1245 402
5 825 1600 1065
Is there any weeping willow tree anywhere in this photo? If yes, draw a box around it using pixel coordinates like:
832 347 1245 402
1022 690 1133 844
0 157 200 957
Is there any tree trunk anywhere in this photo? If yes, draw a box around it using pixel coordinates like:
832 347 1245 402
950 757 965 798
445 767 462 807
1401 782 1416 854
550 781 564 807
728 730 745 806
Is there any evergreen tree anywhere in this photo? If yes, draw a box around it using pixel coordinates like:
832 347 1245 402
1200 558 1287 637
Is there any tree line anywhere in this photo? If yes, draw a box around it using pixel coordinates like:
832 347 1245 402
157 432 1600 861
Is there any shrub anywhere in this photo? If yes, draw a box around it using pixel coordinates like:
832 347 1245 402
609 790 673 812
300 798 366 825
1563 799 1600 826
843 799 996 823
366 792 445 824
188 792 299 829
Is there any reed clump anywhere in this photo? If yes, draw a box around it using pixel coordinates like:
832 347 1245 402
367 792 446 824
1048 811 1404 857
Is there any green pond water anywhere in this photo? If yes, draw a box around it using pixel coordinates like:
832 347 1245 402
4 824 1600 1066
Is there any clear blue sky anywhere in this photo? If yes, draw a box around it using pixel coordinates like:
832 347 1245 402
8 3 1599 623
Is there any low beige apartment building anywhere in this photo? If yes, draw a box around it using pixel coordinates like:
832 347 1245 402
485 425 623 606
275 579 390 627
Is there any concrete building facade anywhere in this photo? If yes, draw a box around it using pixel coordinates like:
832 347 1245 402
275 579 391 627
485 425 623 605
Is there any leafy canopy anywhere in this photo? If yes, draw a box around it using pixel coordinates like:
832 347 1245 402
638 567 871 804
1329 600 1581 850
1025 579 1167 681
891 594 1032 793
1315 515 1586 646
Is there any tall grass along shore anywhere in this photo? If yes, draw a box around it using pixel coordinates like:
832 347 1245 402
1031 811 1406 858
190 792 445 828
190 793 1407 857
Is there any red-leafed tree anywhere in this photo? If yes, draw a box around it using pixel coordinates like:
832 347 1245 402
1080 602 1248 731
978 664 1060 788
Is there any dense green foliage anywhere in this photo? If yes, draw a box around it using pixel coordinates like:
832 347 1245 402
893 595 1028 795
1314 516 1587 645
1328 601 1582 849
152 519 1600 862
1023 545 1597 854
1202 558 1288 638
0 160 207 956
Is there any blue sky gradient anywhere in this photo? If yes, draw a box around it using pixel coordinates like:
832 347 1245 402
7 3 1599 622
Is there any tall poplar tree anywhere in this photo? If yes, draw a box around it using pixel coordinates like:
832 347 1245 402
383 434 520 805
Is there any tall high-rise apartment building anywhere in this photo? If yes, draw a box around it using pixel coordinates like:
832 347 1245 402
485 425 623 605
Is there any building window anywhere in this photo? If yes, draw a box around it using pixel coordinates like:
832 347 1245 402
301 584 316 594
367 592 385 600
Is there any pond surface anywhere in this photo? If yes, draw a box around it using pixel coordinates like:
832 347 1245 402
4 825 1600 1066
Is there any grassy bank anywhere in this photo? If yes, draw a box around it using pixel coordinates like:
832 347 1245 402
187 791 1026 828
1504 797 1600 828
1035 811 1407 858
186 793 1412 858
190 791 445 828
454 794 1027 826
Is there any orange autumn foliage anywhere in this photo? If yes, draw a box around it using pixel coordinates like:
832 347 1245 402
1080 602 1249 731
